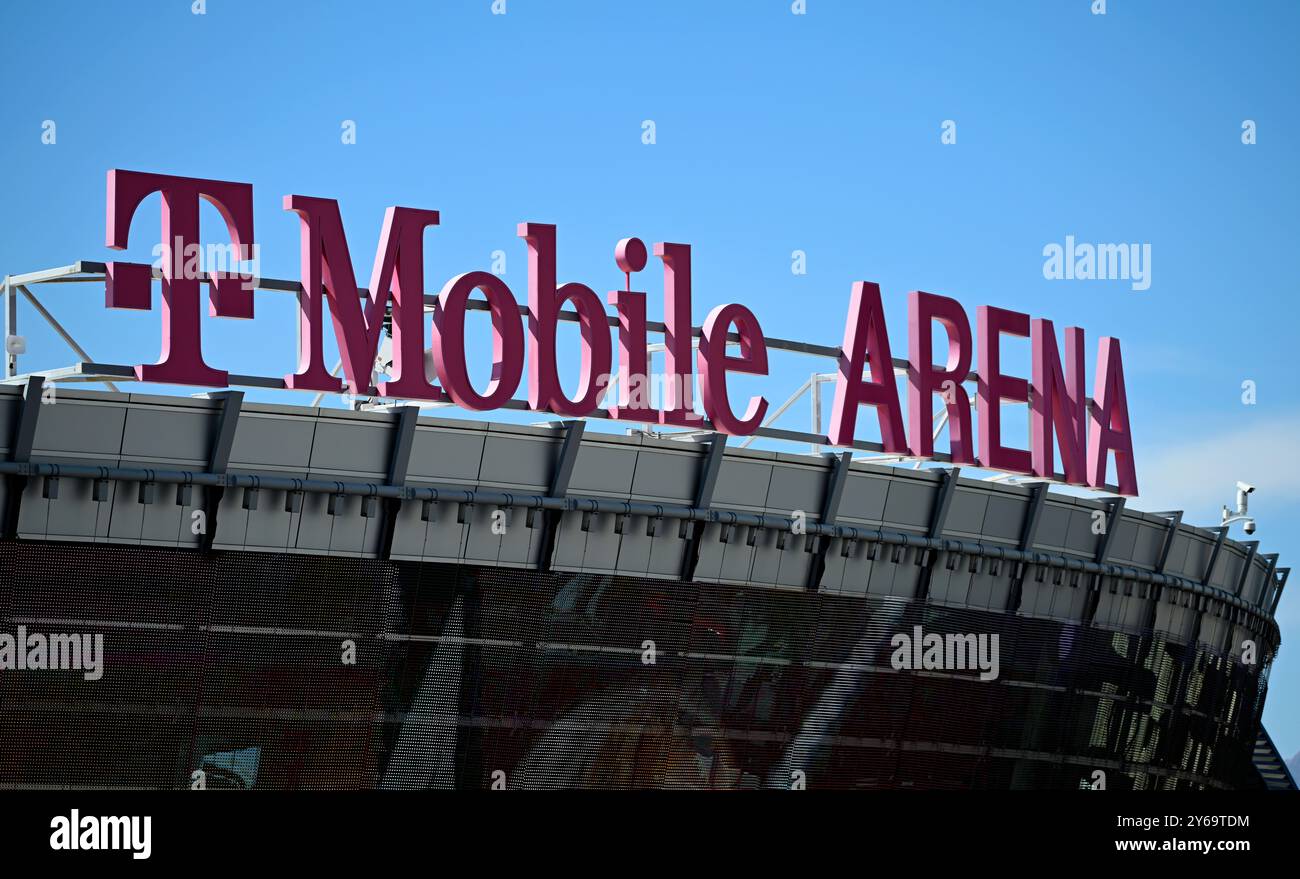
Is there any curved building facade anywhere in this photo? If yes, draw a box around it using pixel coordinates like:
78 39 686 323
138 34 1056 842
0 385 1286 789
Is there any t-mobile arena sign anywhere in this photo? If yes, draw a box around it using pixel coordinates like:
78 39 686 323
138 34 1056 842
101 169 1138 494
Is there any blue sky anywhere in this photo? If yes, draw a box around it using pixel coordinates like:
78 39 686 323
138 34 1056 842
2 1 1298 758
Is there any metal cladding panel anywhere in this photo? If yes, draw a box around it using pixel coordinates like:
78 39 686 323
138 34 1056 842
552 513 622 574
946 487 990 536
968 571 1010 611
1094 589 1144 633
1064 505 1103 555
1129 519 1166 569
1173 531 1214 582
837 472 890 521
628 448 695 503
478 433 553 491
229 412 317 471
711 457 774 510
582 516 625 571
1198 614 1227 648
1034 502 1071 550
1109 516 1141 563
981 494 1028 541
119 402 213 465
1241 564 1267 606
1156 600 1197 641
1213 550 1244 593
306 415 390 477
217 488 296 552
286 492 380 556
567 442 638 497
746 534 783 587
387 497 470 563
691 523 726 582
611 516 654 575
406 427 486 484
765 463 823 518
819 538 849 586
463 503 509 563
772 533 814 587
496 507 541 567
1022 579 1087 622
645 529 689 580
881 479 936 530
17 461 114 540
31 396 126 458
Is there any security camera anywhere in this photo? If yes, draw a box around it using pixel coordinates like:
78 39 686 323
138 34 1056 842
1244 520 1256 535
1236 481 1256 495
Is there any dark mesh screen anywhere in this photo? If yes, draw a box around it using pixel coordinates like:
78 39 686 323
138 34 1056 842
0 540 1270 789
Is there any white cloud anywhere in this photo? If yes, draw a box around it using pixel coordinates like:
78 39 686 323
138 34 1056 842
1133 415 1300 519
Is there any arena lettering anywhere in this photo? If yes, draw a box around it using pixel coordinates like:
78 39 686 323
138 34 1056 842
101 169 1137 494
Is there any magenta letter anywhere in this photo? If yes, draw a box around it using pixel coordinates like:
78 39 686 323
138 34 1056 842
105 169 255 386
696 303 769 436
1031 318 1087 484
827 282 907 451
977 305 1033 474
907 291 974 463
655 242 704 427
517 223 613 416
1087 337 1139 495
432 272 525 411
283 196 442 399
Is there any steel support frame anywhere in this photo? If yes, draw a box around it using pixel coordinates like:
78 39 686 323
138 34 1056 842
535 420 585 572
198 391 244 552
1081 497 1125 626
680 434 728 582
1005 483 1049 613
912 466 961 602
0 259 1138 493
376 406 420 560
1 376 44 538
804 451 853 590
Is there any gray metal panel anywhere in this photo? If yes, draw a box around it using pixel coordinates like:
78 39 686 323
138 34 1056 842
406 426 486 484
567 442 639 497
1034 502 1072 549
628 449 696 503
880 479 934 529
119 402 214 465
764 464 823 518
1108 516 1141 562
711 458 774 509
478 433 553 491
228 412 317 470
306 416 390 477
981 494 1028 541
837 471 890 522
30 397 126 458
945 488 990 535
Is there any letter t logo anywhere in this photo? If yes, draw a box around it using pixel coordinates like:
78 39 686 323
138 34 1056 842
105 169 255 386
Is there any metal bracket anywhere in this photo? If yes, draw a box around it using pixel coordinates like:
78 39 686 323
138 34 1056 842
680 434 728 582
1 375 44 538
536 420 585 572
912 466 961 601
805 451 854 590
1005 482 1048 613
199 391 243 552
377 406 420 560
